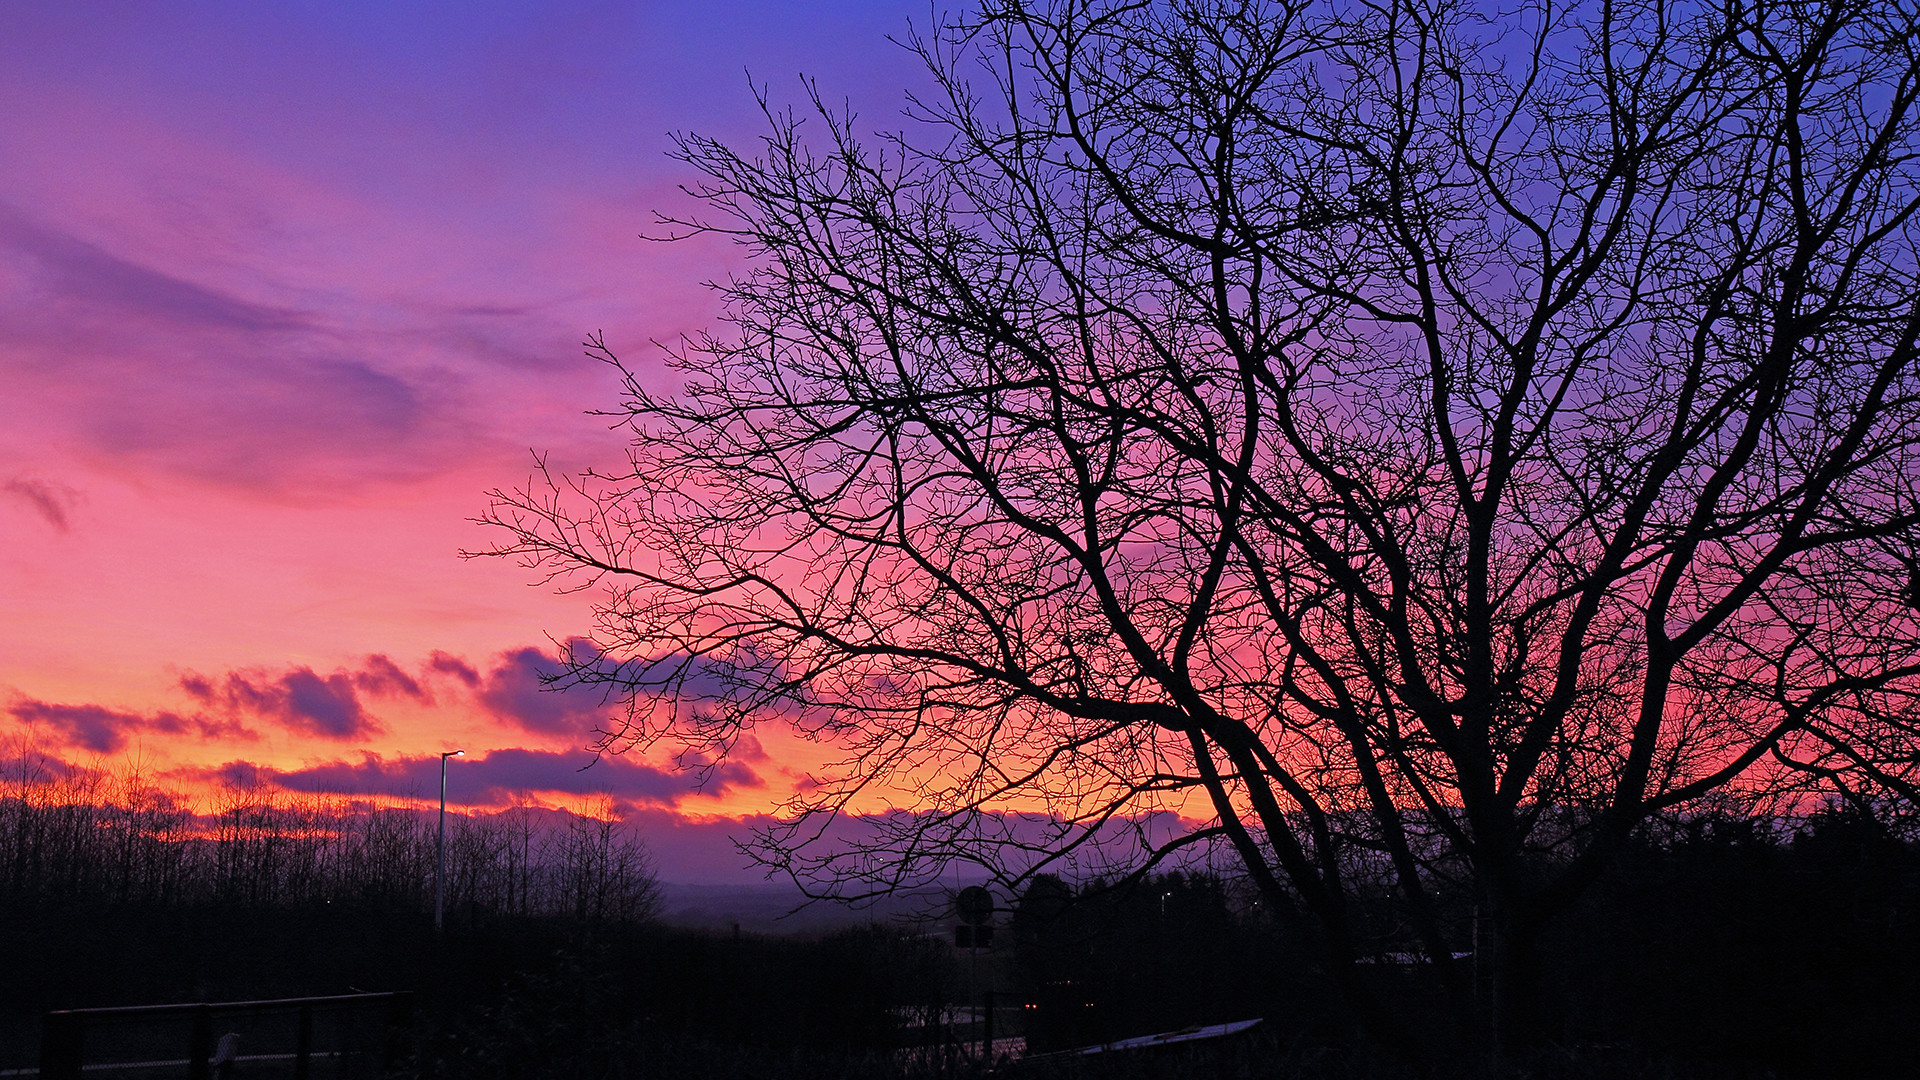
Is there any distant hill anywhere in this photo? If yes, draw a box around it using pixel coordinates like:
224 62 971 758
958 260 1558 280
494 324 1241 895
654 881 973 937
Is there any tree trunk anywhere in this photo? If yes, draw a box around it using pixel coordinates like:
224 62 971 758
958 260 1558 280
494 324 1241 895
1481 900 1544 1059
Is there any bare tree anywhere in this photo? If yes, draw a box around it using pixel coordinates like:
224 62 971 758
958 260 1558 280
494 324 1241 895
479 0 1920 1043
554 795 665 924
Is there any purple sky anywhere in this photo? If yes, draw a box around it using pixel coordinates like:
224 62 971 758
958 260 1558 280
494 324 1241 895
0 0 936 883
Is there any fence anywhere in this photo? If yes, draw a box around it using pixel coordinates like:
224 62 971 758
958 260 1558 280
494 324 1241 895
34 993 410 1079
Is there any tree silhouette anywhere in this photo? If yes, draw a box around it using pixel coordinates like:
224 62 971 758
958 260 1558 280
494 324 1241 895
480 0 1920 1044
0 745 662 925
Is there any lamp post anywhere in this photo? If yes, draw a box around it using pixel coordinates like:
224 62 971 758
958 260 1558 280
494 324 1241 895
435 749 464 932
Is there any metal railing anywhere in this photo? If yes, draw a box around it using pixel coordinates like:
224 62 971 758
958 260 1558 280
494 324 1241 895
36 992 411 1080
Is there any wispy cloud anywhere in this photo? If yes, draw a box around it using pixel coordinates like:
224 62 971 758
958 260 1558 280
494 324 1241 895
2 476 79 532
0 202 307 335
0 203 484 496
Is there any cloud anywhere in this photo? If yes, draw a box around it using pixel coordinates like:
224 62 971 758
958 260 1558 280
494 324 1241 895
5 695 254 754
177 652 462 741
0 750 93 787
206 759 266 789
2 476 80 531
476 641 623 736
427 650 480 687
0 203 475 495
78 353 434 493
234 746 760 807
274 669 375 739
354 653 428 702
182 666 383 741
0 201 307 336
473 641 799 739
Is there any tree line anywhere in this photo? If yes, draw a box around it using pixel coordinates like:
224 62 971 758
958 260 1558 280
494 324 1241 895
0 748 659 922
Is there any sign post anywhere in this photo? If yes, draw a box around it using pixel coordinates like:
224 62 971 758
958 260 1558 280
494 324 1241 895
954 886 996 1063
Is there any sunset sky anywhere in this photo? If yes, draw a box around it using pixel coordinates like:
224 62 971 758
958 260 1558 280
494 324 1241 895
1 0 931 882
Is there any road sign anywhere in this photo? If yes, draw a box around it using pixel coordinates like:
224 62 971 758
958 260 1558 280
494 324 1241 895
955 924 995 948
956 885 994 925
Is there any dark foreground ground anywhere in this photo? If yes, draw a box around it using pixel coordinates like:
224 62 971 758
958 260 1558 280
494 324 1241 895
5 809 1917 1079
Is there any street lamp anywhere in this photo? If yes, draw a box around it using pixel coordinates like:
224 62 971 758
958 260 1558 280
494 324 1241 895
435 749 464 932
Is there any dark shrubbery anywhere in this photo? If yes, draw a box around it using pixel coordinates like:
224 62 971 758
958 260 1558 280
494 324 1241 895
5 745 1916 1079
408 920 956 1079
1544 806 1920 1077
1003 808 1920 1077
0 754 966 1078
1009 872 1328 1053
0 896 960 1079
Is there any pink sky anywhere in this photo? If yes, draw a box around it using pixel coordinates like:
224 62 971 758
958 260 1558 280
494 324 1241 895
0 0 932 882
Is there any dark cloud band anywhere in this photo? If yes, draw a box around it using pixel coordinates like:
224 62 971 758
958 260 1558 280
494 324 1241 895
4 696 253 754
221 747 760 807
